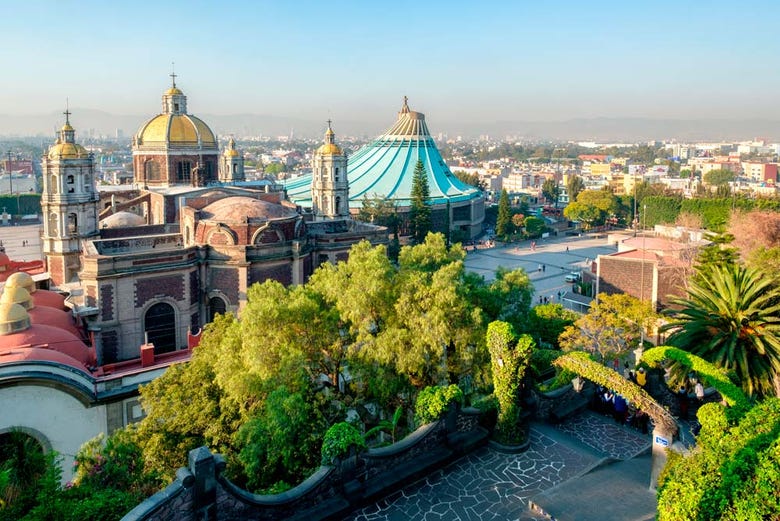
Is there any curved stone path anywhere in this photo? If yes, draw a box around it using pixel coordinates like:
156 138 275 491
553 410 651 460
347 428 596 521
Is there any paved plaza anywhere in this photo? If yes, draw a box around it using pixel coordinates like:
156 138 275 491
347 412 654 521
0 223 43 262
463 234 616 305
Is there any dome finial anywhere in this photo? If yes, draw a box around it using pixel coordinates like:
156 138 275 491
401 96 410 114
170 61 177 88
64 98 71 125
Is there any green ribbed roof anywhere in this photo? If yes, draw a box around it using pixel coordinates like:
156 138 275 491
285 98 481 208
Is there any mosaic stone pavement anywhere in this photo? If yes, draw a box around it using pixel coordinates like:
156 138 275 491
552 410 652 460
345 428 598 521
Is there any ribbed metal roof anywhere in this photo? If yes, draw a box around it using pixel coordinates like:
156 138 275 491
285 98 481 208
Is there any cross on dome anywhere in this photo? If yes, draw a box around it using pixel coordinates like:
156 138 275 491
170 62 177 88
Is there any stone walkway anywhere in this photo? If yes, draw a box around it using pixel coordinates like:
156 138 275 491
553 410 651 460
346 427 595 521
346 409 655 521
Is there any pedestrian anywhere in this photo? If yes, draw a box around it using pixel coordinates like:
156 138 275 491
613 358 620 371
623 361 631 379
538 295 543 304
538 264 542 272
694 380 705 404
613 394 628 424
543 296 548 304
557 290 561 301
565 245 569 252
677 386 689 420
542 264 546 272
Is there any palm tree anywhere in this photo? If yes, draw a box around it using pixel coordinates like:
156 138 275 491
662 264 780 398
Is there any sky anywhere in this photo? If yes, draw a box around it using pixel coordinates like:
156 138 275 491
1 0 780 127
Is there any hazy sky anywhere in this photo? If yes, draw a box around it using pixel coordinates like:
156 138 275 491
2 0 779 125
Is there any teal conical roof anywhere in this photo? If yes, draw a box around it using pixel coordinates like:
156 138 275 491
285 98 481 208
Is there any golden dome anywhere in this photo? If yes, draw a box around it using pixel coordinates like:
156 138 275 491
225 148 240 157
165 87 184 95
61 123 74 132
0 287 33 310
135 114 217 147
47 142 90 160
5 272 35 293
317 143 343 155
0 303 30 335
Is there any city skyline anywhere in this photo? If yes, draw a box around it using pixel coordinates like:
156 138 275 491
1 1 779 134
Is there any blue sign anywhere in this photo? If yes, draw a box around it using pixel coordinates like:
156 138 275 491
655 435 669 447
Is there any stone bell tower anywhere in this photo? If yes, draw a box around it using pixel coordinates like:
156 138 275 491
311 121 349 219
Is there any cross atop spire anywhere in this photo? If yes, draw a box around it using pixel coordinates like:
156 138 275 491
170 61 177 87
64 98 71 125
327 119 332 130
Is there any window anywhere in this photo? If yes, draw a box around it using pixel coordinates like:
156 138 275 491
145 161 160 181
174 103 180 112
176 161 191 183
144 302 176 354
49 175 58 194
208 297 227 322
67 213 77 235
335 196 341 215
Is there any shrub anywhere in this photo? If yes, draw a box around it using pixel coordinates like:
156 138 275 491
414 384 464 425
320 422 366 466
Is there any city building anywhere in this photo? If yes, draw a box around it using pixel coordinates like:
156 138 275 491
285 98 485 238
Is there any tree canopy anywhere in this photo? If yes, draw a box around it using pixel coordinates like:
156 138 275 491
408 160 432 243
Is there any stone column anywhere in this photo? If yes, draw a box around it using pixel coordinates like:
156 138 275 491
188 446 217 520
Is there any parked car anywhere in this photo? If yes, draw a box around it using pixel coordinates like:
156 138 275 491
564 272 581 283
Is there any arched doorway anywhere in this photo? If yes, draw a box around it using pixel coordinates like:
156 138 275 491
208 296 227 323
144 302 176 354
0 430 47 507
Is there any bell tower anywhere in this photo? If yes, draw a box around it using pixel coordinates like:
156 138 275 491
40 109 99 285
219 137 245 183
311 121 349 219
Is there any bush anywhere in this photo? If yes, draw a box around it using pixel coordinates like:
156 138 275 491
414 385 464 425
320 422 366 466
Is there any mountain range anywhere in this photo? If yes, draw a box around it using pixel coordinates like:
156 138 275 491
1 109 777 143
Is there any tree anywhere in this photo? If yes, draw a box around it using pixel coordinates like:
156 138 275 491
728 209 780 267
523 216 546 237
408 159 431 244
559 293 656 362
486 321 534 444
563 188 617 230
566 175 585 203
703 168 735 187
662 264 780 398
453 170 486 191
495 189 512 238
357 194 399 231
541 178 560 208
679 168 692 178
523 303 578 349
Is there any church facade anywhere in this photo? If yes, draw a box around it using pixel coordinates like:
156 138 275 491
60 80 387 363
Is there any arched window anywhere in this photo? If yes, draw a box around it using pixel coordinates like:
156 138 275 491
335 196 341 215
144 302 176 354
209 296 227 322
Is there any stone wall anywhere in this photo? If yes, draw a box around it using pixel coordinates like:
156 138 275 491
121 406 487 521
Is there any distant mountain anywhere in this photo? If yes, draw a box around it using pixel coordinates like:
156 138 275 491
1 109 777 142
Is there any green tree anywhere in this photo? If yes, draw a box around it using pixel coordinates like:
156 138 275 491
495 189 513 238
523 303 578 349
453 170 486 191
679 168 692 178
264 162 286 176
662 264 780 398
704 168 736 187
559 293 656 362
566 175 585 203
236 385 326 492
487 322 534 444
523 216 546 237
564 188 617 229
408 159 432 244
541 178 560 208
357 194 399 232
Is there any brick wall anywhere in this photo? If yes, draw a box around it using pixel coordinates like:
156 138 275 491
135 275 185 308
210 268 239 303
598 257 655 302
100 285 114 321
48 256 64 287
249 262 291 286
189 271 199 305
